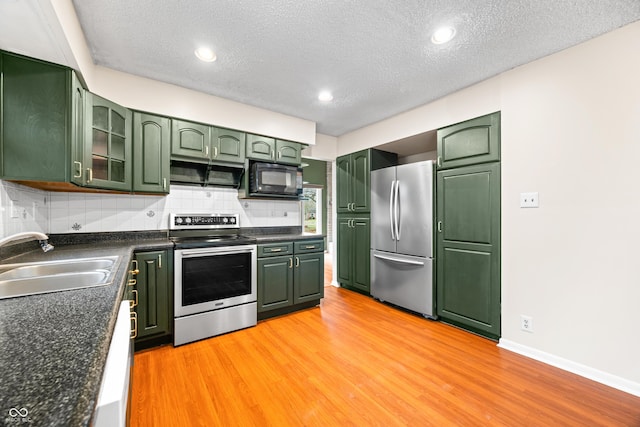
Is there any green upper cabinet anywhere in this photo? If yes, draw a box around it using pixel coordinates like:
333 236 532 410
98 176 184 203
84 93 132 191
246 134 275 162
275 140 303 165
171 119 210 162
133 112 170 193
171 119 245 165
336 149 397 214
0 52 71 182
437 111 500 170
212 127 245 164
246 133 304 165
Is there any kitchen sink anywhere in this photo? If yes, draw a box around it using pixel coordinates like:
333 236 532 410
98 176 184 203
0 256 120 299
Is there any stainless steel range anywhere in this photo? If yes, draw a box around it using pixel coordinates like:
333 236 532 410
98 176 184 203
170 213 257 346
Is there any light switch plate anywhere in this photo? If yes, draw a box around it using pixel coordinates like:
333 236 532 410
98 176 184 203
520 192 539 208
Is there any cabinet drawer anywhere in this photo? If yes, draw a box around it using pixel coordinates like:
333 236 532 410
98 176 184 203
294 240 324 254
258 242 294 257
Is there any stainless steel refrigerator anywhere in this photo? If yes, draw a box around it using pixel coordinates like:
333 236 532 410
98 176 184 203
370 160 435 318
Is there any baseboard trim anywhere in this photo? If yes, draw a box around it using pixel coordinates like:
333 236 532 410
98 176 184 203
498 339 640 397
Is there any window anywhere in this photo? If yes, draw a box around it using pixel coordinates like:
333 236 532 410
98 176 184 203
301 187 322 234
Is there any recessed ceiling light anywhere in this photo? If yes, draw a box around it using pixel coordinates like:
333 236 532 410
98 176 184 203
318 91 333 102
195 47 217 62
431 26 456 44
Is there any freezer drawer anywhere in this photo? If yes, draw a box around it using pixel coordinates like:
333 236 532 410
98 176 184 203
370 250 434 318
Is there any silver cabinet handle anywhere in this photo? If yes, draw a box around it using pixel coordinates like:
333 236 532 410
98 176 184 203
437 156 442 168
158 254 162 269
87 168 93 183
278 151 282 159
437 221 443 232
295 256 300 267
214 147 218 158
163 178 167 190
289 258 293 269
270 248 283 252
205 146 209 156
304 245 316 249
73 161 82 178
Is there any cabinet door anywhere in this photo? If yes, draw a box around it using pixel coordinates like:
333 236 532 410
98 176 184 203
351 217 371 293
84 93 132 191
436 163 501 339
171 119 211 162
1 53 69 181
258 255 293 312
336 155 353 213
133 113 170 193
246 134 275 161
135 251 171 340
336 216 354 285
275 140 302 165
437 111 500 170
212 127 245 164
294 252 324 303
351 150 371 213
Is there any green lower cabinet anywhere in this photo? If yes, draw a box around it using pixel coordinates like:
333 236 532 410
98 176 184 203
293 252 324 303
258 240 324 318
337 215 370 294
257 255 293 312
134 250 173 349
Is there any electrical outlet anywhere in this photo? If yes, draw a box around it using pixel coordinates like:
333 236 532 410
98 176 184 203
521 315 533 333
520 192 539 208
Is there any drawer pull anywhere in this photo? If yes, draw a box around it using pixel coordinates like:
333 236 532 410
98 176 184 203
130 290 138 308
304 245 316 249
130 311 138 339
127 278 137 286
269 248 283 252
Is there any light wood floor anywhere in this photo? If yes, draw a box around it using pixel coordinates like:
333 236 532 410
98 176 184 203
130 277 640 426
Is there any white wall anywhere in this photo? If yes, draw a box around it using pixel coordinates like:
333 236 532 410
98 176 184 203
338 22 640 391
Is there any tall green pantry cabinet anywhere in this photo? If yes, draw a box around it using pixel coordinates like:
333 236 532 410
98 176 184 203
336 149 396 294
435 111 501 340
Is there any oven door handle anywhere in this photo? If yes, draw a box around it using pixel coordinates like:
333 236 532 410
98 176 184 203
178 247 255 257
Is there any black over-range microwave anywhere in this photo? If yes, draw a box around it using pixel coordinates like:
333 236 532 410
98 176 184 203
248 161 302 198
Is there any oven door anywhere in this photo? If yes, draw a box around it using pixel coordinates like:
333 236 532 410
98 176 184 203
174 245 257 317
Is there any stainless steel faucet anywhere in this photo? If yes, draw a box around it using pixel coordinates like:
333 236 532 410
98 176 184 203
0 232 54 252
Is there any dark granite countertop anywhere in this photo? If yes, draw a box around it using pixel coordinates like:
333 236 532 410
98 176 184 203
0 236 172 427
0 227 319 426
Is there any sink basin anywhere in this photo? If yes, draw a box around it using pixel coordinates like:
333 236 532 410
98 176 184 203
0 256 120 299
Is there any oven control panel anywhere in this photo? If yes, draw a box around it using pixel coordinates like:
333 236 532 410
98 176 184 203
170 213 239 229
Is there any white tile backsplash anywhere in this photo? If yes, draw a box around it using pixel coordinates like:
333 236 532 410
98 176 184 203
0 181 301 238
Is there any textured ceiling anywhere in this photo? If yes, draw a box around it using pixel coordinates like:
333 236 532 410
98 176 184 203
70 0 640 136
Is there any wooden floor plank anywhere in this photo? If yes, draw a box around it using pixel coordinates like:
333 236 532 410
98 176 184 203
131 286 640 426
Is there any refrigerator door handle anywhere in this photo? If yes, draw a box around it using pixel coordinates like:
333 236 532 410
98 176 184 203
373 252 425 266
389 180 396 240
394 180 401 241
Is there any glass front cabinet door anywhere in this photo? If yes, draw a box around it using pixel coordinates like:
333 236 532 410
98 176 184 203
84 93 132 191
